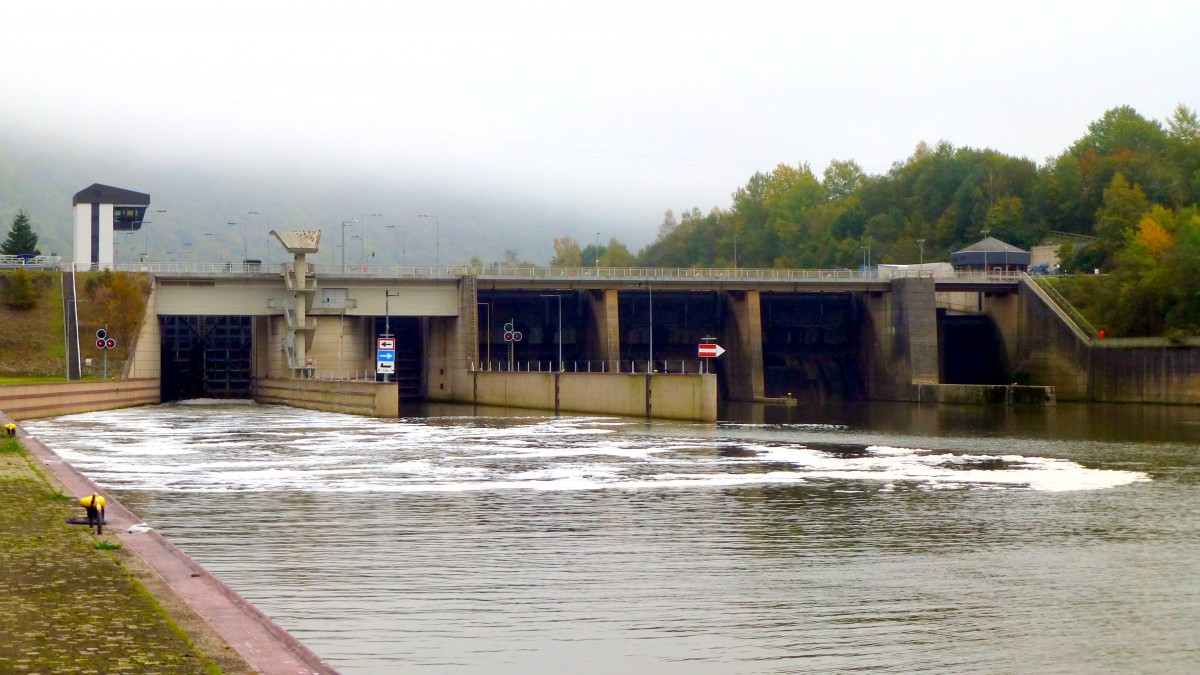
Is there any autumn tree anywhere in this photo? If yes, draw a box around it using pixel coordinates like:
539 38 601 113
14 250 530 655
549 236 582 267
822 159 866 201
81 271 150 348
599 237 634 267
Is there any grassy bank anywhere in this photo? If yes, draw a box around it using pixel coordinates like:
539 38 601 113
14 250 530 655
0 436 248 673
0 270 148 379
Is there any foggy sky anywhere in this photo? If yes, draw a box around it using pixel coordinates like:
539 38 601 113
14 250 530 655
2 0 1198 261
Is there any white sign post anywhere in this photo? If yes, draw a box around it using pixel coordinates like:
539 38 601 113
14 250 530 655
377 337 396 375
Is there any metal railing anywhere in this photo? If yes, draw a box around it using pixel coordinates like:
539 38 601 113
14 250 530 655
1027 273 1100 338
308 369 382 382
0 254 62 269
57 260 1024 284
472 359 712 374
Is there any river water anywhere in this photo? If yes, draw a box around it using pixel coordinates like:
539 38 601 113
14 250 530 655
25 401 1200 674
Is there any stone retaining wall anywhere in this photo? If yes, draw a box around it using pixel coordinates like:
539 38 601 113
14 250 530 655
0 379 160 421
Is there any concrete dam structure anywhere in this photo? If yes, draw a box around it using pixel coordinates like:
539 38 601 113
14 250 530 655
37 225 1078 423
13 244 1200 423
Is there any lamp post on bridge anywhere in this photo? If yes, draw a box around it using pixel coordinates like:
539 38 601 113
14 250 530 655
249 211 270 264
540 294 563 373
418 214 439 267
150 209 165 261
478 301 492 370
917 238 925 271
340 220 356 273
228 221 246 265
981 228 991 276
360 213 381 270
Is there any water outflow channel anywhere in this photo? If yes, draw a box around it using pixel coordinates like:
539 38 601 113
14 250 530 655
26 401 1200 674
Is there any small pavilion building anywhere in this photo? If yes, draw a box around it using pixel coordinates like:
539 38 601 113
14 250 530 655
951 237 1030 273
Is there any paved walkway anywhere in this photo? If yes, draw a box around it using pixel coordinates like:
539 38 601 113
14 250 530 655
1 415 336 674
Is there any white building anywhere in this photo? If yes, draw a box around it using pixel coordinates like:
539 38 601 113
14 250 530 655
72 183 151 269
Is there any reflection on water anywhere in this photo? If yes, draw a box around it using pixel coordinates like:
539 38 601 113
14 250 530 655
25 401 1200 674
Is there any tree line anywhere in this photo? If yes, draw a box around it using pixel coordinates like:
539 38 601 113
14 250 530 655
545 104 1200 337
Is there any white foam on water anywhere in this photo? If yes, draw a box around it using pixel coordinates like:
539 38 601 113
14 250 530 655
23 405 1151 495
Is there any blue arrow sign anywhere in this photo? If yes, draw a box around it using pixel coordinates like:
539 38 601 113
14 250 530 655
377 350 396 362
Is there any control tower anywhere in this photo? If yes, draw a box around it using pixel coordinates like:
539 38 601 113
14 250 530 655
72 183 151 268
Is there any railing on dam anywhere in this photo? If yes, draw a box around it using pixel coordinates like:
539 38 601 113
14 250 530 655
303 360 713 382
66 261 1028 284
473 359 712 375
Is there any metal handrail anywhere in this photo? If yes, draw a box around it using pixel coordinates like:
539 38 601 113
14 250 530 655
1028 274 1100 338
471 359 712 375
60 261 1024 284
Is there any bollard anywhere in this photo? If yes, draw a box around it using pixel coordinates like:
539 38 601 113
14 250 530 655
79 494 106 535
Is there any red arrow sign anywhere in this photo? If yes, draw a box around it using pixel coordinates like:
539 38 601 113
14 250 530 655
698 343 725 358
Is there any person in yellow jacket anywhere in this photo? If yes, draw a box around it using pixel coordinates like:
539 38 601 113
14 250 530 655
80 494 106 534
3 422 15 437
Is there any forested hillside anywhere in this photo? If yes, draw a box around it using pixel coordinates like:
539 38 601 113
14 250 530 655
633 105 1199 271
623 105 1200 337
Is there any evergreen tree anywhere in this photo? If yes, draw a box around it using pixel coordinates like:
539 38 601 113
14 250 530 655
1 210 41 256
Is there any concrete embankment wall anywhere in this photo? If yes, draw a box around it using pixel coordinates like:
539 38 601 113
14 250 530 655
0 379 160 421
255 377 400 417
471 371 718 421
1013 280 1092 399
1090 343 1200 403
1014 277 1200 403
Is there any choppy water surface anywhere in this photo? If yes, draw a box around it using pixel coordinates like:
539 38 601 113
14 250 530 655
26 401 1200 674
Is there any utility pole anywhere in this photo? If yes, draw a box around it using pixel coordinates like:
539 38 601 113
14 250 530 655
540 294 563 372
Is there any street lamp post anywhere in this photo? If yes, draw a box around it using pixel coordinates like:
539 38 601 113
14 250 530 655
648 285 654 373
228 222 246 265
386 224 400 266
418 214 439 266
917 238 925 271
595 232 600 272
540 294 562 372
733 233 739 270
477 302 491 370
249 211 270 264
981 228 991 276
340 220 355 273
384 290 400 383
150 209 165 261
136 223 150 262
361 213 381 270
